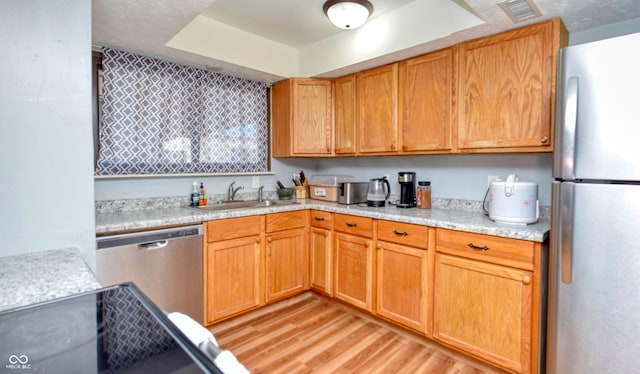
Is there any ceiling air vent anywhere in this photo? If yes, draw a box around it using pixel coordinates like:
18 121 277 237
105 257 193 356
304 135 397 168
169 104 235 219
498 0 542 23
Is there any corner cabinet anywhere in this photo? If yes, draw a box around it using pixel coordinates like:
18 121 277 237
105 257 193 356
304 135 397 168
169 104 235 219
357 63 399 154
433 228 545 374
456 18 568 152
272 78 333 157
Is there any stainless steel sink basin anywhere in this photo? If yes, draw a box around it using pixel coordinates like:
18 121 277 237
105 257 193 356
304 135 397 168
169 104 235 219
193 199 297 211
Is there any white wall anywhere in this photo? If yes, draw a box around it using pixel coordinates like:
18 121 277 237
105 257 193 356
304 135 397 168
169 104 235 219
313 154 553 205
0 1 95 268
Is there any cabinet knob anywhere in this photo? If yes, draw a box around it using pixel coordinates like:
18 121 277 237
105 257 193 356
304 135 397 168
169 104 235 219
540 136 549 143
376 243 382 249
324 231 329 237
522 275 532 285
255 237 261 243
390 144 396 150
267 236 273 243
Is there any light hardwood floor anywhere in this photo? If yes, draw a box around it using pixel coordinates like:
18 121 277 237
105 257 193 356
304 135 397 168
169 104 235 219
209 293 505 374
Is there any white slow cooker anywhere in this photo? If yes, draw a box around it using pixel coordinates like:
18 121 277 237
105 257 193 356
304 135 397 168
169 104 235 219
488 174 539 225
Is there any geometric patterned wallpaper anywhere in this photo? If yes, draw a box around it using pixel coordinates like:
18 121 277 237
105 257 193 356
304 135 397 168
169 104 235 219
96 48 269 175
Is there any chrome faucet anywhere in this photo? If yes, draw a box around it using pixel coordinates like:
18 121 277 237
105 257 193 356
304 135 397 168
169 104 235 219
257 185 264 202
227 181 244 201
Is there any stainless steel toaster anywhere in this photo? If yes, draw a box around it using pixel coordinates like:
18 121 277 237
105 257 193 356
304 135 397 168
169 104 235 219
338 182 369 205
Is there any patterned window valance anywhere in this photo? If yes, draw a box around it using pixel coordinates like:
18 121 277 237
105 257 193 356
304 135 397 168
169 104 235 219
96 48 269 175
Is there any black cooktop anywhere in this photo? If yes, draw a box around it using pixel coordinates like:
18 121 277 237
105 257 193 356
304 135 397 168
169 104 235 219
0 283 221 373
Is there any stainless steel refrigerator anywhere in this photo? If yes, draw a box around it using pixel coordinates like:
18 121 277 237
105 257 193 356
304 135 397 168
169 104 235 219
548 32 640 373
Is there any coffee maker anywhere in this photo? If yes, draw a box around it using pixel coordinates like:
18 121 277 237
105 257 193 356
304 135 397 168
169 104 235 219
397 172 416 208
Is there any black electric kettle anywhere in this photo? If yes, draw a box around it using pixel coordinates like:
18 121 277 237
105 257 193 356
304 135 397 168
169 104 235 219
366 177 390 207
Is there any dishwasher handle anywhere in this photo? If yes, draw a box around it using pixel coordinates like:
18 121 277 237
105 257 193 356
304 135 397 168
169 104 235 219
138 240 169 250
97 224 203 250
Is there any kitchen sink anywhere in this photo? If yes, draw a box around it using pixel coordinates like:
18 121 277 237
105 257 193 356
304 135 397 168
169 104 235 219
193 199 298 211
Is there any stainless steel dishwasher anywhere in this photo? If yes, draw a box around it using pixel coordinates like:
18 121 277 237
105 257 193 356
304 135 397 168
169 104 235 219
96 224 203 323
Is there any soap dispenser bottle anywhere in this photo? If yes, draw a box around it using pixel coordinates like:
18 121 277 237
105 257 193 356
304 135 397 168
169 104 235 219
199 182 207 206
190 181 200 207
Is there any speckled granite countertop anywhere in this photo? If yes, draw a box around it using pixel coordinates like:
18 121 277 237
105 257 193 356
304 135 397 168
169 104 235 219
0 248 101 312
96 198 550 242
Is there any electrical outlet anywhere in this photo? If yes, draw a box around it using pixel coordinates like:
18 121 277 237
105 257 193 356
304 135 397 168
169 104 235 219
252 176 260 188
487 175 499 188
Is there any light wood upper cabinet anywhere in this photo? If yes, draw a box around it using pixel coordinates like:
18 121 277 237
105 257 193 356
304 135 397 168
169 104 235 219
272 78 333 157
334 74 357 155
399 48 455 153
456 18 567 152
357 63 399 154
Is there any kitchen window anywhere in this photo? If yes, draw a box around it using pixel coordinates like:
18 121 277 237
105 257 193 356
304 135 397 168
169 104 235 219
95 48 270 176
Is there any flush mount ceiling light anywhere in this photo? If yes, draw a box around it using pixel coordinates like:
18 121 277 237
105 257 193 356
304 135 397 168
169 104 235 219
323 0 374 30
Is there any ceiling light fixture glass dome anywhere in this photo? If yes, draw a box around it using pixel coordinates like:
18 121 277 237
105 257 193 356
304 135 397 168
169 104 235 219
323 0 374 30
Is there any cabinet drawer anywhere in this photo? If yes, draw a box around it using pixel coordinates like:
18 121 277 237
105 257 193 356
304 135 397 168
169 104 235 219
377 220 428 248
266 210 307 233
207 215 263 242
334 214 373 237
310 210 332 229
436 228 535 270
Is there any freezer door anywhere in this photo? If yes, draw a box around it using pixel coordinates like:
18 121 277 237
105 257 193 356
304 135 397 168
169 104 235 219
554 32 640 182
548 182 640 374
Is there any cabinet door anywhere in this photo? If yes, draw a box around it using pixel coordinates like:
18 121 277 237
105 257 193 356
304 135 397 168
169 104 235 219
357 64 399 154
271 78 332 157
334 232 373 311
334 74 357 155
433 253 533 373
376 241 429 334
265 228 308 303
457 20 562 151
293 79 333 155
310 227 332 294
205 236 262 324
399 48 454 153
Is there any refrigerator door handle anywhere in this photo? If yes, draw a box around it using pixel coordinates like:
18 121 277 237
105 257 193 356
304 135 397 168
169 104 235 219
555 76 579 179
553 182 575 284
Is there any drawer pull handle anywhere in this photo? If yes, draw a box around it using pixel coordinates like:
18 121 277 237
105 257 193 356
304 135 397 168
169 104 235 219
393 230 408 236
314 217 325 221
346 222 357 227
468 243 489 251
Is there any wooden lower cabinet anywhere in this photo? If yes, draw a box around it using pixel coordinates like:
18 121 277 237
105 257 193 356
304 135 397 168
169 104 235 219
333 232 373 311
433 253 534 374
376 240 429 334
205 231 263 325
265 227 308 302
310 226 332 294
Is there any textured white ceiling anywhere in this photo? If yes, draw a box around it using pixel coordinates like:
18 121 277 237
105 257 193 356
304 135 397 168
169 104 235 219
92 0 640 83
